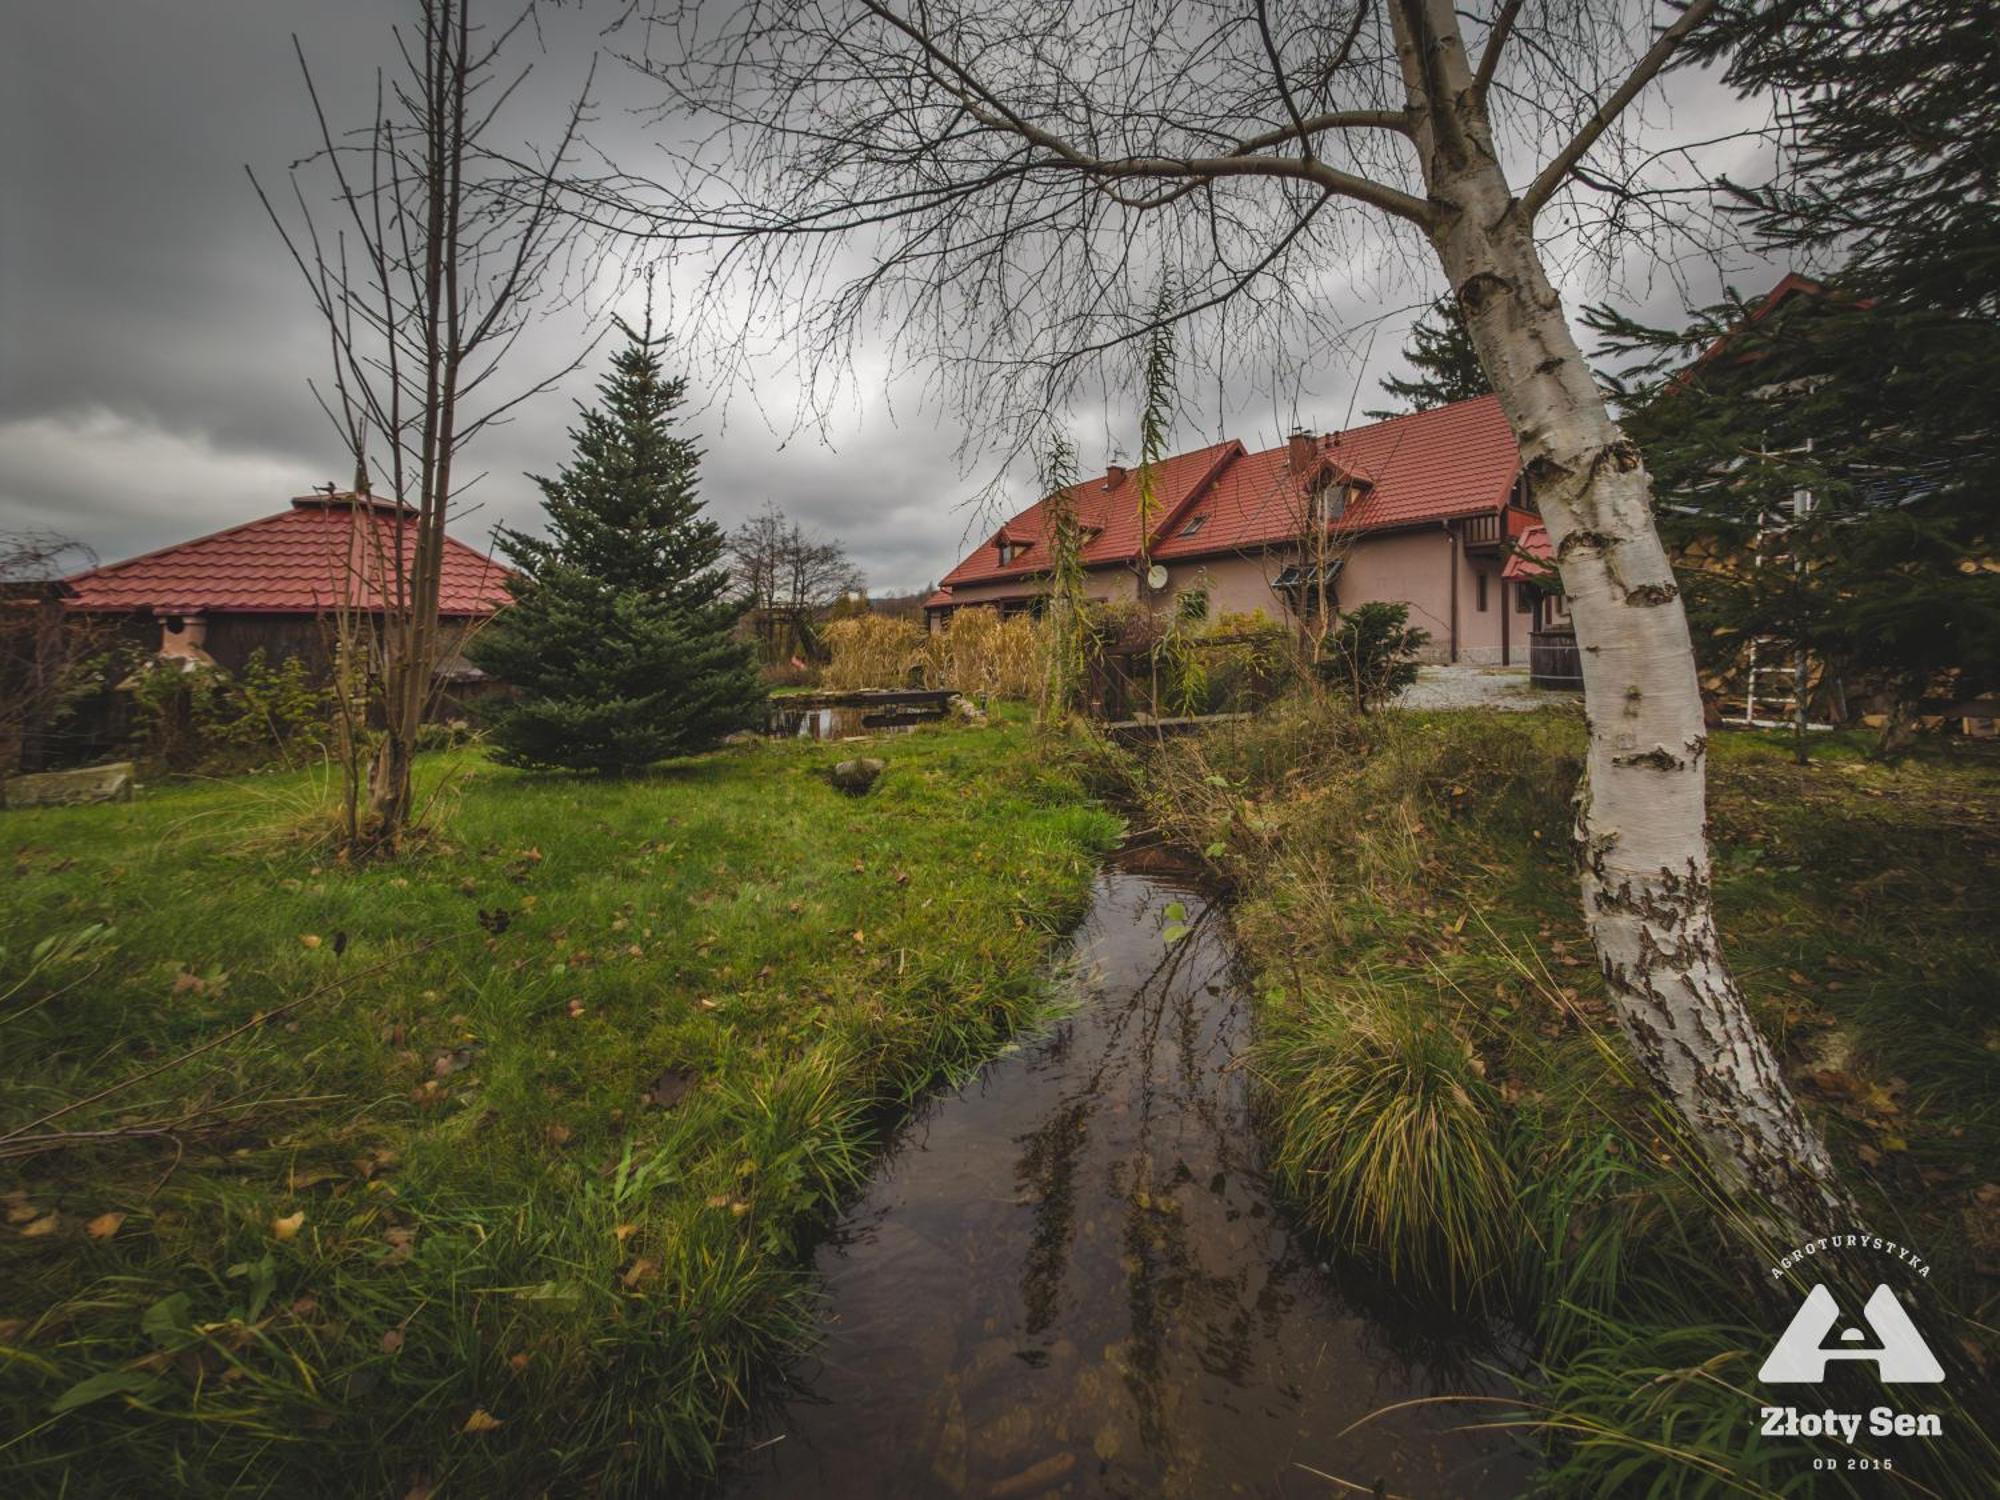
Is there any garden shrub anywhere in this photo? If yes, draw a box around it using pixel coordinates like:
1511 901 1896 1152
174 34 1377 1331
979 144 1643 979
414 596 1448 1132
129 650 333 772
1315 600 1428 711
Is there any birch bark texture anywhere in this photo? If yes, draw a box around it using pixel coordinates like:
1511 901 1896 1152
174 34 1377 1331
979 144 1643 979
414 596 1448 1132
627 0 1852 1233
1390 0 1848 1231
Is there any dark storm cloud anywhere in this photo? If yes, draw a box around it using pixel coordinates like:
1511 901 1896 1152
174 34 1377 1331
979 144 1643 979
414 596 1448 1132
1 3 1783 591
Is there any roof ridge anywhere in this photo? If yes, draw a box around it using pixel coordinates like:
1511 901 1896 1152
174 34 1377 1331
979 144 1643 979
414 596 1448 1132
66 499 511 615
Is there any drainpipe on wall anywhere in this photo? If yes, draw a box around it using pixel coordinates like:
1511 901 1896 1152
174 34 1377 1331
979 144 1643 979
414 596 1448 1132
1443 522 1459 663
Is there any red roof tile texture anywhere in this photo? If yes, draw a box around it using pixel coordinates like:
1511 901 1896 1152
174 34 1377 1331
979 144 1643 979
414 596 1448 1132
939 441 1242 589
937 395 1520 592
66 495 513 616
1502 522 1553 581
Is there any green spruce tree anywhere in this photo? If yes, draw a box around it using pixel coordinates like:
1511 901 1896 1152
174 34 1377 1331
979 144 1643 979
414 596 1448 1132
1365 295 1489 419
1586 0 2000 757
472 316 765 771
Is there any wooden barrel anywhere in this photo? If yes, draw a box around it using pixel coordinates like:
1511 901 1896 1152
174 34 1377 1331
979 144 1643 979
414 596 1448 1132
1528 627 1582 690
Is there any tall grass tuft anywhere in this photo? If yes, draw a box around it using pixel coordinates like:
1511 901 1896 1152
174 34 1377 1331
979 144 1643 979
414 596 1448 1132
822 607 1041 698
1259 978 1515 1298
931 607 1040 698
1110 698 2000 1495
821 613 926 690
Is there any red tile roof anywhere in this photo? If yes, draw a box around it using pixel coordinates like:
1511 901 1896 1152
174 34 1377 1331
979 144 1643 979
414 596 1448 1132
939 440 1242 589
937 395 1520 589
1502 522 1553 581
65 494 513 617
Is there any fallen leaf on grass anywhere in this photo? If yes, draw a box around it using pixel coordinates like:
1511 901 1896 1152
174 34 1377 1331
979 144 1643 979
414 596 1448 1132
272 1211 306 1241
613 1223 638 1243
20 1213 59 1238
460 1407 503 1435
6 1203 41 1225
85 1212 126 1240
1804 1069 1860 1098
299 934 322 950
381 1327 405 1354
620 1257 658 1288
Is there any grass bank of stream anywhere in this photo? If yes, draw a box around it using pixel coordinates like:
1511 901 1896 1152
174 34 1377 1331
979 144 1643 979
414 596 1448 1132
1128 698 2000 1496
0 715 1119 1495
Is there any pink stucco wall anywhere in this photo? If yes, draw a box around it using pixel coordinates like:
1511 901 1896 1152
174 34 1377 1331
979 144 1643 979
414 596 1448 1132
929 526 1535 663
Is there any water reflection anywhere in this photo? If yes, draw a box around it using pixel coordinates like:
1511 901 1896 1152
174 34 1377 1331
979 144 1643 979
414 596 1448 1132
725 861 1529 1499
767 704 940 739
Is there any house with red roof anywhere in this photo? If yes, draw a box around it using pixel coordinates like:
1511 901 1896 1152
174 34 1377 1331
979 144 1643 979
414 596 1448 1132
63 489 512 686
925 394 1544 665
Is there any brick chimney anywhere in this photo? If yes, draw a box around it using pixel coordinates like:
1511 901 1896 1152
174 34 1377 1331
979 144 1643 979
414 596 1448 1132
1287 429 1318 474
1104 463 1128 489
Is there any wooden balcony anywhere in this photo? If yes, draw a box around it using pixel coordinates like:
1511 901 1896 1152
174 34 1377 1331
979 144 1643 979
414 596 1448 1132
1458 511 1504 549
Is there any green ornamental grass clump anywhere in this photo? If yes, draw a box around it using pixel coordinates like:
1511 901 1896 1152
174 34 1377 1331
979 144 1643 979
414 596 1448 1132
1260 979 1514 1298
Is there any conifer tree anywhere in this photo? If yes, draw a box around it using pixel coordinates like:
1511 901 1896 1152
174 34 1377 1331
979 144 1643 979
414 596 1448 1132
1365 296 1489 419
472 316 765 771
1589 0 2000 756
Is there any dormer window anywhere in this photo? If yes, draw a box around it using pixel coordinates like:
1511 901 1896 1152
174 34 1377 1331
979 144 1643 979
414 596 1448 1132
1179 514 1208 538
1310 480 1349 526
997 539 1024 565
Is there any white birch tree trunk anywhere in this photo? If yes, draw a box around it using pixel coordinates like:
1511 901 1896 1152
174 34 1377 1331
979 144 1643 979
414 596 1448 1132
1391 0 1850 1235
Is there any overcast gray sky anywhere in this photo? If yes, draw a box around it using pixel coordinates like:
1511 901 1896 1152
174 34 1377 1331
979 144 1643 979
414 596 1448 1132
0 2 1785 594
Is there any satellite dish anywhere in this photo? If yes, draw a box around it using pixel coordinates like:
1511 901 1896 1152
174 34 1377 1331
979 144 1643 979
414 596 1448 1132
1146 563 1169 591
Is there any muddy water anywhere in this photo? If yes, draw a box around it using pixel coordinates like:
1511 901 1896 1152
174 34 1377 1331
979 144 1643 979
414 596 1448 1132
725 858 1529 1499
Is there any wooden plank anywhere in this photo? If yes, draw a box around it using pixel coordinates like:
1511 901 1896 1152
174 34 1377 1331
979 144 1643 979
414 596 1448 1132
1102 713 1253 745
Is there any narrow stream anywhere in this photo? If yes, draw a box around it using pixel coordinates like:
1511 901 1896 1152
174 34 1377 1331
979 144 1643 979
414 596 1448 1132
726 854 1529 1499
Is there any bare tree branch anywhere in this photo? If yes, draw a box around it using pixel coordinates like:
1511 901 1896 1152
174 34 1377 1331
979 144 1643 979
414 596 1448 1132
1521 0 1719 221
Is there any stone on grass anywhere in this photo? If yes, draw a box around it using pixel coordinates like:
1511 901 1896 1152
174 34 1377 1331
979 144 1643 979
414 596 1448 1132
830 757 886 795
3 762 135 809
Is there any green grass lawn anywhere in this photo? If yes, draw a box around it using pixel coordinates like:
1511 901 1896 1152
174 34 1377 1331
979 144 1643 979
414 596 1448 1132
1134 701 2000 1495
0 717 1120 1496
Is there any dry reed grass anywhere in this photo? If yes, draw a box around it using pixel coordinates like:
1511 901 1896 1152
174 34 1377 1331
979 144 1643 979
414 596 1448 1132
823 607 1041 698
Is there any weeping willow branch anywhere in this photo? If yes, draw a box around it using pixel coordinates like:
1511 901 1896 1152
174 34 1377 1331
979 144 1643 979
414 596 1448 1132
1037 436 1092 723
1133 281 1180 579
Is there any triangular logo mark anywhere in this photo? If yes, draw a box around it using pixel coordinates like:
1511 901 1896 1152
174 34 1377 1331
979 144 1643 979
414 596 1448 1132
1759 1283 1945 1384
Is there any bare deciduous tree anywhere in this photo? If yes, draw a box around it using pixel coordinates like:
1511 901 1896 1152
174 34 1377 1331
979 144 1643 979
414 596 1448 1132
252 0 598 850
730 503 865 661
614 0 1847 1230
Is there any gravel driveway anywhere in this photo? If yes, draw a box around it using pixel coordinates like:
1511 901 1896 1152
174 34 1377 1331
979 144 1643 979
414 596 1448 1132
1391 663 1579 711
